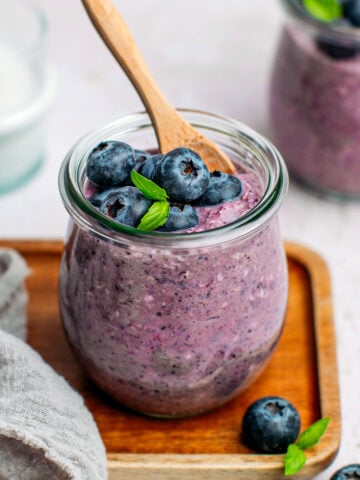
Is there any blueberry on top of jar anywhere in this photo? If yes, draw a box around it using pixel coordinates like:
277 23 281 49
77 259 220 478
134 153 164 180
157 204 199 232
99 186 151 228
154 147 210 203
193 170 243 206
342 0 360 27
86 141 247 232
86 141 136 187
301 0 360 59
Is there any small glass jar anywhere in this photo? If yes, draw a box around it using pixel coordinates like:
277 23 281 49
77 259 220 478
270 0 360 199
58 110 289 417
0 0 55 193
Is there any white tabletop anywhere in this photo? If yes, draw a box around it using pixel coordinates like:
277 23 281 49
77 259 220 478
0 0 359 477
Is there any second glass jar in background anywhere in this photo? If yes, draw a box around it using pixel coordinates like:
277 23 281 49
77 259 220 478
58 110 289 418
0 0 55 193
270 0 360 199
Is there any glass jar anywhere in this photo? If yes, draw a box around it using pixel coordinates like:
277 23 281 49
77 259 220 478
58 110 289 417
270 0 360 199
0 0 55 193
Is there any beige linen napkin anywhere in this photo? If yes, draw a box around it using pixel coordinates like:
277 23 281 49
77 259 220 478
0 248 107 480
0 249 28 341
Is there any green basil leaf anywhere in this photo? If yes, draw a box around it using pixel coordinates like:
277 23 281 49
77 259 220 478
131 169 167 201
284 444 307 476
303 0 342 22
297 417 331 449
137 200 170 232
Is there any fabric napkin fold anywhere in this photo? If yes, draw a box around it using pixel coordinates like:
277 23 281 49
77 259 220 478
0 248 108 480
0 249 29 340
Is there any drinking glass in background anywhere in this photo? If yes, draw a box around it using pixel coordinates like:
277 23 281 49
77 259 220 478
269 0 360 200
0 0 55 194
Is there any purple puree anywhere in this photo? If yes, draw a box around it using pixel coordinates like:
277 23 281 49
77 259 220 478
270 26 360 195
59 169 288 417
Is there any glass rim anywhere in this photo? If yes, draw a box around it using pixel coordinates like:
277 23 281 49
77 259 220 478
1 0 47 57
58 109 288 249
280 0 360 42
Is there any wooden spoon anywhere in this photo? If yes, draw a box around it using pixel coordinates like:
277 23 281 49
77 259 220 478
81 0 236 174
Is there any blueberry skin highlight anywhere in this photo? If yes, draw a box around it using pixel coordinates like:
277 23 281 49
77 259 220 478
242 396 301 453
157 204 198 232
135 154 164 180
193 171 243 206
100 186 151 227
330 464 360 480
134 149 151 163
86 141 136 187
89 187 123 207
155 147 210 203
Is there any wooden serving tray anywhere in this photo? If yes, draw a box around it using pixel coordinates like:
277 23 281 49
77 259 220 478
0 240 340 480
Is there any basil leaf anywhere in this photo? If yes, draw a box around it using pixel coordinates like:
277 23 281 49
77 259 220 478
137 200 170 231
284 444 307 476
131 169 167 201
297 417 331 449
303 0 342 22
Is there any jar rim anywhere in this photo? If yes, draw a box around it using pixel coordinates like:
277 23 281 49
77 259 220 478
58 109 288 249
281 0 360 42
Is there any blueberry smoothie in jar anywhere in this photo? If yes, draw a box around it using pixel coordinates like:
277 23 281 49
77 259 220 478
58 110 289 417
270 0 360 199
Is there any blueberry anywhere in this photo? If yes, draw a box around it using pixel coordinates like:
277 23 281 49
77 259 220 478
155 147 210 203
330 464 360 480
99 186 151 227
86 141 136 187
134 149 150 163
135 154 164 180
342 0 360 26
157 204 198 232
89 187 122 207
317 38 359 59
242 396 301 454
193 171 242 206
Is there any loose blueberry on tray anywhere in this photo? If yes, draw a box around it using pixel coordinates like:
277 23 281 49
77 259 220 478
241 396 301 454
330 464 360 480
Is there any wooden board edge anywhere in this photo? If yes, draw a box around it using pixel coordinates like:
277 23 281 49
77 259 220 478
284 241 341 458
107 453 284 480
0 239 63 254
106 449 336 480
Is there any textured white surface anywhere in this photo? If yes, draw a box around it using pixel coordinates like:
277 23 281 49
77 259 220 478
0 0 359 477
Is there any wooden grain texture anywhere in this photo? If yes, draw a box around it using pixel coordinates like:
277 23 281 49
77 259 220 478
81 0 236 173
0 240 340 480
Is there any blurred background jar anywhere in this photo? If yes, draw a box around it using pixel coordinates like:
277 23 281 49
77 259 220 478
270 0 360 200
0 0 55 194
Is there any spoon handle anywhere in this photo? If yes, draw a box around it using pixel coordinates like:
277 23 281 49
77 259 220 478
81 0 236 173
82 0 179 137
